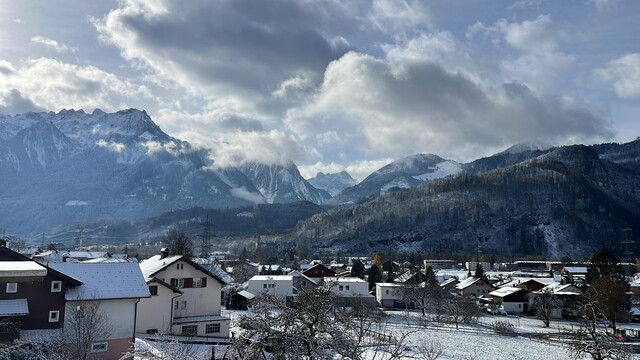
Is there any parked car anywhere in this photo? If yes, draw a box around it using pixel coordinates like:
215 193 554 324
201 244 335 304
613 333 632 342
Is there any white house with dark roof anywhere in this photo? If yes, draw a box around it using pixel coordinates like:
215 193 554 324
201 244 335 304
456 277 494 297
49 262 150 360
137 249 229 340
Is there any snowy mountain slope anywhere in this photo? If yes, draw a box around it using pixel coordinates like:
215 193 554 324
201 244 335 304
0 109 266 234
327 154 461 205
307 171 358 197
238 161 331 204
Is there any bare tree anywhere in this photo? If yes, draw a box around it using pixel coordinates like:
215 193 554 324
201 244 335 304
529 288 563 327
441 295 479 330
569 289 631 360
164 228 194 259
64 297 113 360
415 340 444 360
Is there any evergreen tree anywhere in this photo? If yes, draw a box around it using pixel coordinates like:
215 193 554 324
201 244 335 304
351 259 365 279
424 265 438 285
367 264 383 290
474 264 486 280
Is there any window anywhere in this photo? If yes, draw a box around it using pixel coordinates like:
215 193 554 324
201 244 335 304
51 281 62 292
339 285 344 291
206 323 221 334
176 263 183 270
263 284 267 289
90 342 108 353
181 301 187 309
6 283 17 293
193 278 202 288
174 301 179 310
176 278 184 289
181 325 197 336
346 286 350 291
149 285 158 296
49 310 60 322
386 289 389 295
76 305 85 318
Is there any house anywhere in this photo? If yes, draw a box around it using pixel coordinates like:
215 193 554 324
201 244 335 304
259 264 284 275
489 287 529 314
456 277 494 297
50 262 150 360
513 278 556 292
0 243 83 343
465 262 491 272
439 277 459 293
137 249 230 339
226 290 255 310
394 270 426 284
247 275 295 300
424 259 457 270
302 263 335 279
376 283 405 308
382 260 401 273
560 267 588 277
325 277 374 307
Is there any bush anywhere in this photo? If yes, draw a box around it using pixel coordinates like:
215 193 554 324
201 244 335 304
491 320 516 336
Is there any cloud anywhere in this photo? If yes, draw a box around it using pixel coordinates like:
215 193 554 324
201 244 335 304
285 42 612 162
31 36 77 52
594 53 640 99
0 89 43 115
13 18 24 24
368 0 433 34
467 15 574 90
96 139 126 152
587 0 621 11
0 57 156 113
231 187 265 204
299 158 394 182
94 0 354 116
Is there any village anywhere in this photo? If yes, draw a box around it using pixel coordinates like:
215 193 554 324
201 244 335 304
0 234 639 360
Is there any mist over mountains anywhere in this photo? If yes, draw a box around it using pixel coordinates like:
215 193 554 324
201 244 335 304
1 109 638 259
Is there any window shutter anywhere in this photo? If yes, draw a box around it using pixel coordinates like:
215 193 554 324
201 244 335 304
202 277 207 287
170 278 177 287
184 278 193 288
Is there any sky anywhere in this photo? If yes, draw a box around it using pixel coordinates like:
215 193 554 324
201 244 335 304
0 0 639 181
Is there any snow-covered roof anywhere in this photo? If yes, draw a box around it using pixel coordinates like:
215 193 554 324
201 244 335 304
376 282 403 287
562 267 588 274
300 264 313 270
288 270 318 284
82 257 136 263
325 277 367 283
192 258 234 284
501 277 556 288
50 262 150 301
66 251 107 259
236 290 255 300
489 287 524 298
249 275 293 281
0 261 47 277
440 277 459 287
0 299 29 316
456 277 485 290
139 255 228 285
139 255 182 278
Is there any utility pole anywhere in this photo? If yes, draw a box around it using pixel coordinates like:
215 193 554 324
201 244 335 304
199 214 212 259
41 232 45 248
622 225 634 263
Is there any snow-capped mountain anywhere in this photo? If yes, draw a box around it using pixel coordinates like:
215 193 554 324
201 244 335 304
0 109 269 234
238 161 331 204
327 154 462 205
307 171 358 197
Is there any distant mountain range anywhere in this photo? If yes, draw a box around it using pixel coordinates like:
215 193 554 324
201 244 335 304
0 109 333 235
290 140 640 259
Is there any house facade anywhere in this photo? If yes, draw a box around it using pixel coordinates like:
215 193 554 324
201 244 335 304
50 262 150 360
376 283 404 308
0 245 82 342
137 250 230 339
489 287 529 314
456 277 494 297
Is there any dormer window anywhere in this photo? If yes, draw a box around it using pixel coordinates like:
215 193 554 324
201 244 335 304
51 281 62 292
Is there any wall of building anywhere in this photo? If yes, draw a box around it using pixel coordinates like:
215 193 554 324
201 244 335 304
136 282 177 334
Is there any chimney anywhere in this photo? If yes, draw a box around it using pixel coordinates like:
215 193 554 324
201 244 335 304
160 248 170 259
